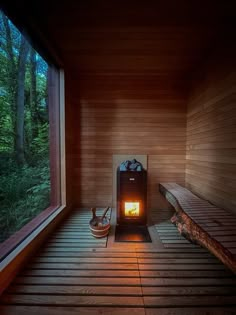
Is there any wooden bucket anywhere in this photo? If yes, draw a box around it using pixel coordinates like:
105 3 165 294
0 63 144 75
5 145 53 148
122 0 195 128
89 207 110 238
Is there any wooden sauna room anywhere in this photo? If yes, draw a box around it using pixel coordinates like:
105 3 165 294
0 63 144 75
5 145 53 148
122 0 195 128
0 1 235 314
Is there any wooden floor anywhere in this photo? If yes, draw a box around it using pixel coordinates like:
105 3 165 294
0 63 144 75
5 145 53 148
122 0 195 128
0 208 236 315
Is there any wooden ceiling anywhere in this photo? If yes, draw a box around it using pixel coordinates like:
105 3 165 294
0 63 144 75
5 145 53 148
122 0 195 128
2 0 236 81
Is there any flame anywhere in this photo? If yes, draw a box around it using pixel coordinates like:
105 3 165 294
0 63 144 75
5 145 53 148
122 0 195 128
124 202 140 216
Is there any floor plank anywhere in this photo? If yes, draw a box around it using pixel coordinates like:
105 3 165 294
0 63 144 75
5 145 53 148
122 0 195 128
7 285 143 296
0 306 146 315
1 295 144 306
143 296 236 307
145 307 236 315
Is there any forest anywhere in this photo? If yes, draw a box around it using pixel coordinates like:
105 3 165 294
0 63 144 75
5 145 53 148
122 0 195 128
0 11 50 242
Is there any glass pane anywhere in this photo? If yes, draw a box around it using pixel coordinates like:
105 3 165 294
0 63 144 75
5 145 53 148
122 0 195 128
125 202 140 216
0 11 51 243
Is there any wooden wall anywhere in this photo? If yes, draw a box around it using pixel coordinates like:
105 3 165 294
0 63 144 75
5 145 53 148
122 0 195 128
73 76 187 209
186 47 236 214
64 71 80 207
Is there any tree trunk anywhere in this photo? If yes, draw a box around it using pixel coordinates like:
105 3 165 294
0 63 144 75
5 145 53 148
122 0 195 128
30 47 38 141
2 13 17 153
16 35 29 165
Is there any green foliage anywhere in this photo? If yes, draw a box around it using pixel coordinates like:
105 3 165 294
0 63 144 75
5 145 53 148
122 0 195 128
31 123 49 155
0 11 51 243
26 122 49 166
0 161 50 241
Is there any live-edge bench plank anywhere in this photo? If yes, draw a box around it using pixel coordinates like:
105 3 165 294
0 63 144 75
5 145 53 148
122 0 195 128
159 183 236 273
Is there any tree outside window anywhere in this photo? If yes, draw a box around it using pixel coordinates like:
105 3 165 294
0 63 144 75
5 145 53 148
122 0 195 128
0 11 52 243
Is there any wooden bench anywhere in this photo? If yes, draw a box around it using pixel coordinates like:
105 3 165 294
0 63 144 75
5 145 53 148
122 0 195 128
159 183 236 273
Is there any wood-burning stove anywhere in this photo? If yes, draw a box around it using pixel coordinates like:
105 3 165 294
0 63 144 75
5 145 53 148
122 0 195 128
117 164 147 226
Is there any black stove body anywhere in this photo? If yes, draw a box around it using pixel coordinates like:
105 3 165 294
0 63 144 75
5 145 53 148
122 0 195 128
117 164 147 226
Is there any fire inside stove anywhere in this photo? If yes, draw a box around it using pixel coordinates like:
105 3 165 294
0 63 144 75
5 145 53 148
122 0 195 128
124 202 140 217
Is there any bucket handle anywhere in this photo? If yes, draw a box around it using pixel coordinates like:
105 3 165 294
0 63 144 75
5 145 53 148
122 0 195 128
101 206 110 220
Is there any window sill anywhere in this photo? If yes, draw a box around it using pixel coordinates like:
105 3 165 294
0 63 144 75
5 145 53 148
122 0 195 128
0 204 66 267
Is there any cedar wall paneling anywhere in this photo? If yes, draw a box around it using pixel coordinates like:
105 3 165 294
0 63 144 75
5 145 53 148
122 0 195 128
64 71 79 207
186 50 236 214
73 76 187 209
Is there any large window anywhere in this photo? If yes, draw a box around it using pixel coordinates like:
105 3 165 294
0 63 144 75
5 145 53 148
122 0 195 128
0 11 62 245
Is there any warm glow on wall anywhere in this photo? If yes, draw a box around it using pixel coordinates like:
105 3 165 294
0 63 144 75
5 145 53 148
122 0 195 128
125 202 140 216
